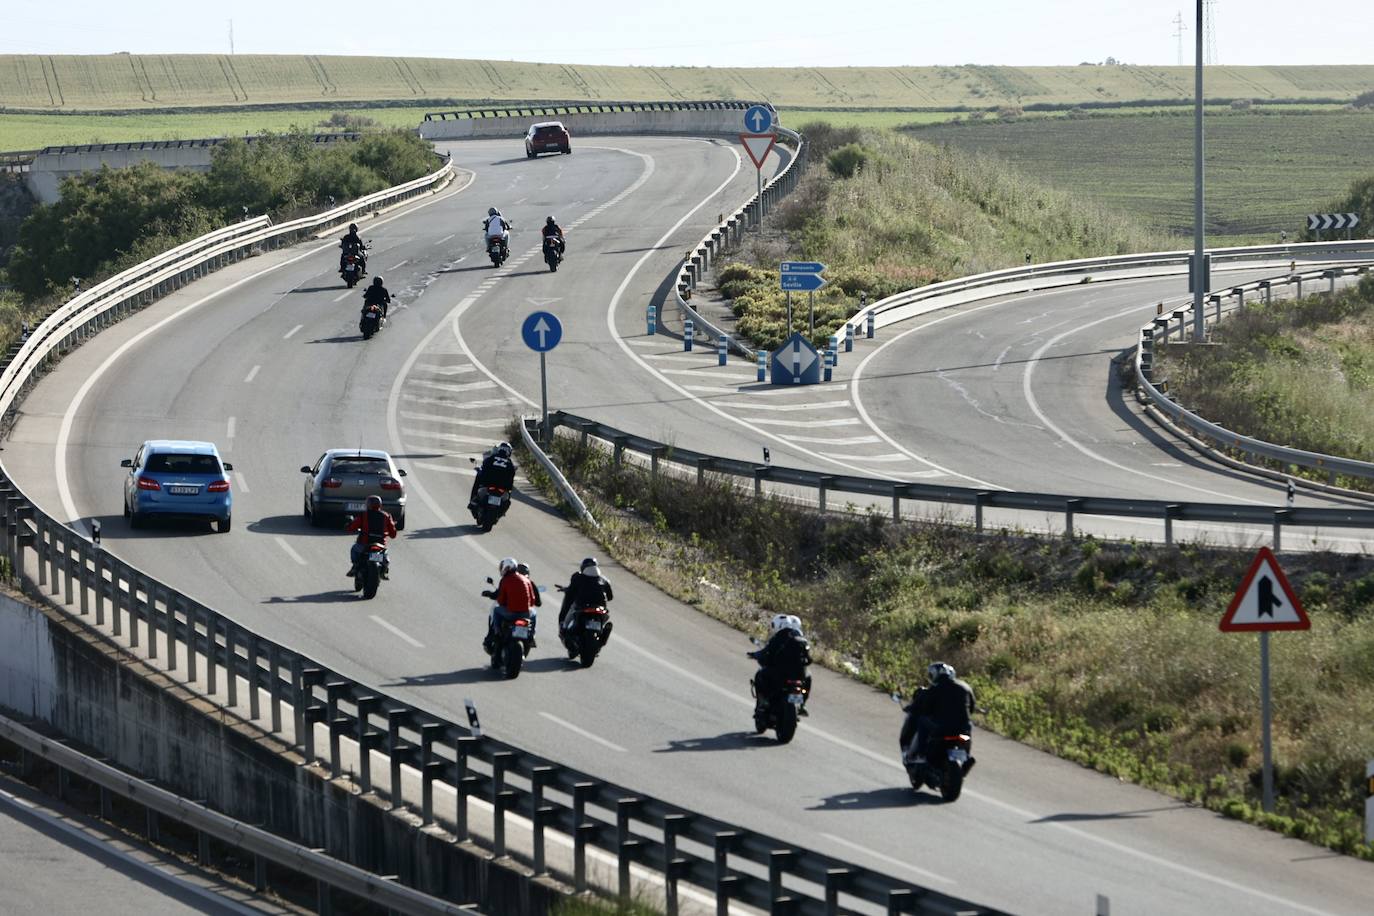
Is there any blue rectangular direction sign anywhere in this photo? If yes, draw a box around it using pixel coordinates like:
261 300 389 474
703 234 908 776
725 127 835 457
781 272 827 292
781 261 826 274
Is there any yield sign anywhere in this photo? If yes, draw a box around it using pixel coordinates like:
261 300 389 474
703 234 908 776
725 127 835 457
740 133 777 170
1220 546 1310 632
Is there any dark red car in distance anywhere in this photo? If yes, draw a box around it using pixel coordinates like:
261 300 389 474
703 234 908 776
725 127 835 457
525 121 571 158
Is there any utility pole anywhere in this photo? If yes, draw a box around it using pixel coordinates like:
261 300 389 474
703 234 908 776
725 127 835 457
1172 11 1187 67
229 19 235 55
1192 0 1206 341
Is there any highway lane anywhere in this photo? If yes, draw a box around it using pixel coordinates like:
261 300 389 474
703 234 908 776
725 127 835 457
6 137 1374 913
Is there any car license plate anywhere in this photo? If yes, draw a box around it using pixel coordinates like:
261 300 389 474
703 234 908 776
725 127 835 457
585 620 602 631
511 625 529 639
948 748 969 764
487 495 503 505
168 485 199 495
345 502 365 512
787 693 805 705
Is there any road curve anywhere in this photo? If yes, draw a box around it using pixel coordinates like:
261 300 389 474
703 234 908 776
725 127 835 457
6 136 1374 915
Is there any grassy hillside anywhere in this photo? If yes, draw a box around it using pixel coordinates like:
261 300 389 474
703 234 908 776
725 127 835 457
907 109 1374 244
2 55 1372 112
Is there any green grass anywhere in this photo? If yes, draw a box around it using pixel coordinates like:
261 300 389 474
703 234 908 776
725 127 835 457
1154 278 1374 488
906 109 1374 246
3 55 1373 112
521 431 1374 860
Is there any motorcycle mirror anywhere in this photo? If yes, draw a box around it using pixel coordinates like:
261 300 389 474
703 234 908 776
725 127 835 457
397 469 407 477
749 636 763 646
485 576 494 585
890 692 903 705
469 457 477 464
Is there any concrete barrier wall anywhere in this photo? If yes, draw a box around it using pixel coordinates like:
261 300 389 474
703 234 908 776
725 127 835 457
0 587 561 914
419 108 765 141
26 148 216 203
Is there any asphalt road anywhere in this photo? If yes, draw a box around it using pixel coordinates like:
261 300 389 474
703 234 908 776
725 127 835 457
5 136 1374 915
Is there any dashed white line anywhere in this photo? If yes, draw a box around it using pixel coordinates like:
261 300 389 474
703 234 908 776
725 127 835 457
434 233 455 246
233 472 250 493
273 537 307 566
388 260 409 271
332 290 353 302
283 324 303 340
537 712 627 752
370 615 425 648
243 365 260 384
226 416 236 439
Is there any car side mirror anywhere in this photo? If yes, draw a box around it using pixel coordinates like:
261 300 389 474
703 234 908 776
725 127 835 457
469 457 477 464
299 466 311 474
397 469 407 477
222 462 234 472
120 459 132 468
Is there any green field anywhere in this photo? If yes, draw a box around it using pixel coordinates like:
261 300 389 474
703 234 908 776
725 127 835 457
906 109 1374 245
2 55 1372 112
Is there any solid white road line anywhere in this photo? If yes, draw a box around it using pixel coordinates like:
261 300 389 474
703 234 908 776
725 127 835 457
779 434 881 446
537 712 627 753
657 368 759 382
273 537 307 566
332 290 352 302
820 832 952 885
401 395 510 410
716 399 851 412
413 363 477 376
283 324 303 340
233 472 250 493
399 411 508 427
370 615 425 648
243 365 260 383
409 378 498 394
817 452 914 463
745 416 862 428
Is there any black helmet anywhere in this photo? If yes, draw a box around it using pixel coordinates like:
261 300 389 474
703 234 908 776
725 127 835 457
495 441 512 458
927 661 954 684
366 494 382 510
488 207 499 217
580 557 597 571
546 216 556 226
372 276 383 286
349 223 358 232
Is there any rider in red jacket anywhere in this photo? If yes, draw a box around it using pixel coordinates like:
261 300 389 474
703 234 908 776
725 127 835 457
345 495 397 578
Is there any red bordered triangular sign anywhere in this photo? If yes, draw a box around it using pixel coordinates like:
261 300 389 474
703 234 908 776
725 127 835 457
1220 546 1310 632
740 133 777 169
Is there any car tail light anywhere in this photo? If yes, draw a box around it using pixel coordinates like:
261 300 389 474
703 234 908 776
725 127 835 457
380 477 402 491
137 477 161 491
207 479 230 493
322 478 343 489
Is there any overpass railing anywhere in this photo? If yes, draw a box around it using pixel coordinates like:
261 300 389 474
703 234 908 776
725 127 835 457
424 100 768 121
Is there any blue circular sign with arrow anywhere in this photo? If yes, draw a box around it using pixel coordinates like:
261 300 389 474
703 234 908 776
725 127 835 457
521 311 563 352
743 104 773 134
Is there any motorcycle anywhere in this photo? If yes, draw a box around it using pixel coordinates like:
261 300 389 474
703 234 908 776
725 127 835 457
341 253 364 287
749 637 808 744
486 233 510 267
542 235 563 272
354 543 388 599
556 585 611 668
359 303 385 339
468 457 512 531
482 578 533 679
893 693 976 802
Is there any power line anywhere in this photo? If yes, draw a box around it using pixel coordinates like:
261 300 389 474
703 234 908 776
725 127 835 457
1172 11 1187 67
1203 0 1218 65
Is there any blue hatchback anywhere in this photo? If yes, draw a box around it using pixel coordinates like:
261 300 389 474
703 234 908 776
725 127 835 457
122 440 234 533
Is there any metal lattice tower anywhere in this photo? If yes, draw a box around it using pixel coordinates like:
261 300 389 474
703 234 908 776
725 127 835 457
1203 0 1218 65
1172 11 1187 67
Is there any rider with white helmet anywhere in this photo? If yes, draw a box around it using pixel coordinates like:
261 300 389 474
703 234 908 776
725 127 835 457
900 660 976 764
748 613 812 715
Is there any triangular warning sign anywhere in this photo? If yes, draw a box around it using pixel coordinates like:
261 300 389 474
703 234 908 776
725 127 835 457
1220 546 1310 632
740 133 777 169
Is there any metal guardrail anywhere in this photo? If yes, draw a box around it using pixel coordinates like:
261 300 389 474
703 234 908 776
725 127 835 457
0 712 472 916
672 126 807 358
1134 265 1374 486
423 100 770 121
34 134 363 156
543 411 1374 550
0 149 39 172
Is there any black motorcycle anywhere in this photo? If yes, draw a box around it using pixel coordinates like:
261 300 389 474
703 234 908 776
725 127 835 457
468 457 512 531
749 638 808 744
556 586 611 668
359 303 385 339
482 579 533 679
341 253 364 288
542 236 563 272
353 544 387 599
894 694 976 802
486 234 509 267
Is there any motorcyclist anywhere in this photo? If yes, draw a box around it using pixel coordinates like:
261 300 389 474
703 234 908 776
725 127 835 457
541 216 565 256
344 495 396 579
559 557 613 632
900 662 976 765
469 441 516 511
749 614 812 716
481 557 537 652
518 562 543 609
483 207 511 253
362 276 391 319
339 223 366 274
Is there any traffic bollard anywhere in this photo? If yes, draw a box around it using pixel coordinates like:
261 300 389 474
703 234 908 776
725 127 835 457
844 323 854 353
647 305 657 335
824 348 834 382
756 351 766 382
717 335 728 366
866 310 875 339
828 335 839 366
683 319 694 352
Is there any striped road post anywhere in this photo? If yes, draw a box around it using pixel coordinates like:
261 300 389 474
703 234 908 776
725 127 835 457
866 310 875 339
756 351 767 382
717 335 728 366
844 322 854 353
684 319 694 352
647 304 657 335
824 348 835 382
828 334 839 367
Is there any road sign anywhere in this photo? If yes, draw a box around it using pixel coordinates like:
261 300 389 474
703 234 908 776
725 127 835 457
1306 213 1360 231
743 104 774 134
781 272 827 292
521 311 562 353
770 332 821 385
1220 546 1309 632
781 261 826 274
740 133 777 170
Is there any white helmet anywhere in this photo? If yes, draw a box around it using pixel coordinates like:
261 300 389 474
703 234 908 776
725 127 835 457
498 557 518 576
768 614 803 638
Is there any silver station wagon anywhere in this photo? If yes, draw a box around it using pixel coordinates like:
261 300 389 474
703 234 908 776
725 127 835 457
301 449 407 529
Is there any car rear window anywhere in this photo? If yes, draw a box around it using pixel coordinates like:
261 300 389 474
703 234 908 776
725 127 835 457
333 457 390 474
146 453 221 474
535 126 565 138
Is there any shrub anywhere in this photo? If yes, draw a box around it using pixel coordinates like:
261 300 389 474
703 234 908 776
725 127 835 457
1230 99 1254 111
826 143 871 179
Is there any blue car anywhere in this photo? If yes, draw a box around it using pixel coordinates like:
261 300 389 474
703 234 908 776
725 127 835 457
122 440 234 533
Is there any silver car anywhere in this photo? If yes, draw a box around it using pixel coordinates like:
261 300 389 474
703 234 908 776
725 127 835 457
302 449 407 529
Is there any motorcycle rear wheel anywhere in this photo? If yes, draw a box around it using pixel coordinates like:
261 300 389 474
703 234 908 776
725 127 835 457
578 629 600 668
774 701 798 744
362 563 380 599
939 765 964 802
503 642 523 679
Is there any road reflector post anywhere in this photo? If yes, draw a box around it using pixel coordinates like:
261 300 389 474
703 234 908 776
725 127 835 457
823 348 834 383
844 322 854 352
647 305 657 335
756 351 767 382
684 318 694 352
717 335 728 366
1294 275 1303 298
828 334 839 366
866 309 875 339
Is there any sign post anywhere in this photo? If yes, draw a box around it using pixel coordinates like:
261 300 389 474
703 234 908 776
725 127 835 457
740 110 777 228
781 262 826 340
1219 546 1310 813
520 311 563 442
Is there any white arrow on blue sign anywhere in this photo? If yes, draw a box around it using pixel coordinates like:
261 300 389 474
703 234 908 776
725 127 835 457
744 105 773 133
781 273 827 292
521 310 563 352
781 261 826 273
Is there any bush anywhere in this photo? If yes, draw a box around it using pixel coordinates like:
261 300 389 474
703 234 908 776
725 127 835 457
1352 90 1374 110
826 143 871 179
1230 99 1254 111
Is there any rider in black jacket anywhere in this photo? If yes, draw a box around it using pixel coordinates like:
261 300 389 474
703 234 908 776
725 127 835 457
469 442 516 510
750 614 812 714
339 223 366 274
559 557 613 630
362 276 391 318
900 662 976 763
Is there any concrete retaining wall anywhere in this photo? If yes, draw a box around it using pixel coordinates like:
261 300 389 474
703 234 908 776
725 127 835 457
0 587 561 914
419 108 768 141
25 147 215 203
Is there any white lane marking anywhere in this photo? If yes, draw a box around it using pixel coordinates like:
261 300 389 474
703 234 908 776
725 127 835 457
746 417 863 428
243 364 260 383
414 462 475 476
820 832 952 885
643 352 730 363
818 452 917 463
370 615 425 648
657 368 759 382
401 395 509 410
233 472 250 493
400 411 509 427
413 363 477 376
410 378 498 394
434 233 455 246
54 168 477 526
283 324 303 340
625 339 666 348
226 416 236 439
332 290 353 302
388 260 409 271
780 434 881 446
273 537 307 566
717 399 851 412
538 712 627 752
401 428 500 446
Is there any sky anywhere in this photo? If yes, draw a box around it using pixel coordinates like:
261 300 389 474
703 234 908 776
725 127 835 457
4 2 1372 68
